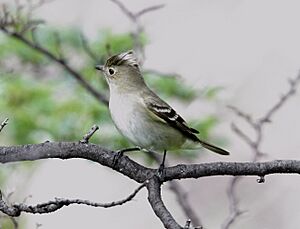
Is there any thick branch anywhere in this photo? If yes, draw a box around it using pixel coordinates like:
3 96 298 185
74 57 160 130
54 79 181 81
164 160 300 181
147 176 182 229
148 151 202 227
0 142 300 182
0 142 154 183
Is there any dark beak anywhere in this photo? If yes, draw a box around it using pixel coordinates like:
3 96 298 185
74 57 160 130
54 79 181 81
95 65 104 71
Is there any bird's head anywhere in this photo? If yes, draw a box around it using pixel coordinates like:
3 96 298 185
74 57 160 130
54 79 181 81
95 50 144 90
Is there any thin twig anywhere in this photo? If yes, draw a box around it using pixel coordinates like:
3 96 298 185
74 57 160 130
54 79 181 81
0 3 108 105
0 183 146 216
110 0 164 64
221 177 244 229
110 0 135 21
227 105 256 128
169 181 202 227
53 31 65 62
9 217 19 229
259 73 300 124
0 118 9 133
80 124 99 144
80 32 100 62
135 4 165 18
224 71 300 229
143 68 182 79
230 123 254 148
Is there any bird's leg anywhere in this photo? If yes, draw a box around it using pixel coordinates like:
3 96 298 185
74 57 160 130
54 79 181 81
157 150 167 180
112 146 142 167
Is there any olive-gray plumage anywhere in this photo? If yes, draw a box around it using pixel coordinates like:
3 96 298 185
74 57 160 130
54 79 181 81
95 51 229 155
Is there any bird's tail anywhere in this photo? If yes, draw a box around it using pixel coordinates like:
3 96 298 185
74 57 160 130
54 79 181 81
198 139 230 155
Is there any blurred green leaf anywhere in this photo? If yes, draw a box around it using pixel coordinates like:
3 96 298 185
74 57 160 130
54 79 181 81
202 86 224 100
145 73 197 102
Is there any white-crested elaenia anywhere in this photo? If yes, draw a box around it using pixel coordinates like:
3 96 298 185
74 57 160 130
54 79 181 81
95 50 229 160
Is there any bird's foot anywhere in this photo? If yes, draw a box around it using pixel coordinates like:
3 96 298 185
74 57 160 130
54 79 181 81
156 150 167 181
112 146 141 168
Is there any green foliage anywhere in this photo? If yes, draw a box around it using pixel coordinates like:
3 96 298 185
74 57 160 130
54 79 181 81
0 34 46 64
201 86 224 100
144 73 197 102
191 115 219 140
0 218 16 229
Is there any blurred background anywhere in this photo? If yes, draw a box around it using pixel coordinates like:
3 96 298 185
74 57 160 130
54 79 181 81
0 0 300 228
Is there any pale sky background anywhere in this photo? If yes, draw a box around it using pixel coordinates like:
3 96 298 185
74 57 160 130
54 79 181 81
1 0 300 228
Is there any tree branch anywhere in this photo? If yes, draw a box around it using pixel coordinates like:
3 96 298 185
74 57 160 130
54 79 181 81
110 0 164 64
147 150 202 227
80 124 99 144
0 183 146 216
0 118 9 133
147 176 182 229
168 181 202 227
0 28 108 106
0 142 299 228
224 71 300 228
0 143 300 182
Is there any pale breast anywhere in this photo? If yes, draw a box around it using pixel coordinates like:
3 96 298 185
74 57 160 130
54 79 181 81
109 93 139 143
109 93 186 150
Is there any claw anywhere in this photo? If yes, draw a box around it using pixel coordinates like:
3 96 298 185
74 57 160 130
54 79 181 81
112 147 141 168
157 150 167 181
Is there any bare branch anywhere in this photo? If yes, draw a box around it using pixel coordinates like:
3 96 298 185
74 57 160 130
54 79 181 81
0 28 108 105
80 32 100 62
147 150 203 227
168 181 202 227
0 183 146 216
80 124 99 144
0 118 9 133
10 216 19 229
0 142 300 227
221 177 245 229
230 123 255 148
135 4 165 18
110 0 135 21
53 31 65 62
143 68 182 79
259 72 300 124
0 3 108 105
110 0 164 21
225 71 300 228
110 0 164 64
227 105 256 128
147 176 182 229
0 143 300 182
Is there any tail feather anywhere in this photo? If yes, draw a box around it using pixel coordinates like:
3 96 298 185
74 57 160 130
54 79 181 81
198 139 230 155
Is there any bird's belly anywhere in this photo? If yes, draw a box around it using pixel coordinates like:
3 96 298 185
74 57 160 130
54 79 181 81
109 98 185 150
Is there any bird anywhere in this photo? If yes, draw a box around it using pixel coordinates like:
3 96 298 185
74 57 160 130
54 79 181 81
95 50 229 167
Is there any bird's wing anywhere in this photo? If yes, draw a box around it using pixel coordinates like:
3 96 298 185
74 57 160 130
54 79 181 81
143 90 230 155
143 91 200 142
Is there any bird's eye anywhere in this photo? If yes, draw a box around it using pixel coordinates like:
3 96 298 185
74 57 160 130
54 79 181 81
108 68 115 75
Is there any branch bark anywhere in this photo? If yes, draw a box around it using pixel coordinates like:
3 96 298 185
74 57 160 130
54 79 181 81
0 183 145 216
1 142 299 228
147 176 182 229
0 143 299 182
